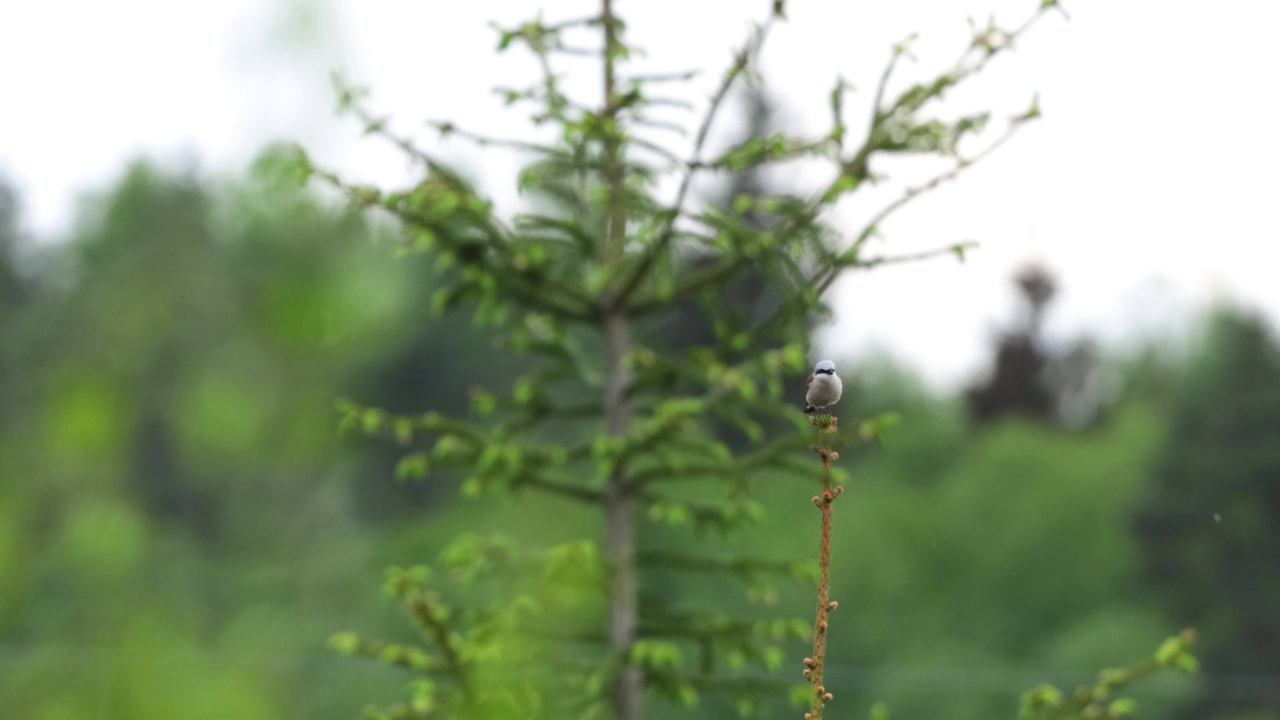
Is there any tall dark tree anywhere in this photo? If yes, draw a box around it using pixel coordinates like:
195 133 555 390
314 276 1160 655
0 179 31 422
1134 308 1280 718
968 264 1057 423
0 180 27 311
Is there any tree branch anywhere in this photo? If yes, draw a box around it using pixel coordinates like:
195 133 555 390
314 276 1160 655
406 593 474 703
856 117 1025 246
425 120 559 155
512 474 603 504
870 37 912 126
1037 629 1197 720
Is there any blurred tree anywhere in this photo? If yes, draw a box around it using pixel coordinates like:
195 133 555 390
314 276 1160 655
0 179 28 311
968 264 1119 429
834 403 1197 719
968 264 1056 423
0 178 31 428
1134 308 1280 719
0 156 505 720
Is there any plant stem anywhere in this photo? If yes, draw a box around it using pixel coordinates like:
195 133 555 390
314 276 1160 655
600 1 642 718
805 414 841 719
407 594 474 703
604 309 641 720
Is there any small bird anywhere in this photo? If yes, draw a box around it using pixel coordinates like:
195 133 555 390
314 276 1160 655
805 360 843 414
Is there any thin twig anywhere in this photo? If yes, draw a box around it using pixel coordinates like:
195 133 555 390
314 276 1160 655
425 121 558 155
622 70 700 84
856 118 1025 246
853 242 976 270
810 117 1029 295
804 413 843 720
870 37 911 126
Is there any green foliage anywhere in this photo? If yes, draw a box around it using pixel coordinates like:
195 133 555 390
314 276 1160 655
0 3 1219 720
641 396 1199 720
1133 308 1280 719
1014 629 1198 720
0 162 497 720
0 152 1213 720
302 2 1197 720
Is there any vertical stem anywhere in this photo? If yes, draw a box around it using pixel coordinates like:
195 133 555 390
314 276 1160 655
407 594 474 703
603 310 641 720
805 415 841 719
600 1 642 718
809 481 832 716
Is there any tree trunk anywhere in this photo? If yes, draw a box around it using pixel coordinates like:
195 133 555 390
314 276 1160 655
600 2 641 717
603 308 641 720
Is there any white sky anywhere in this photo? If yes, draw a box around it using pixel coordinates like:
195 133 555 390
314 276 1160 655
2 0 1278 389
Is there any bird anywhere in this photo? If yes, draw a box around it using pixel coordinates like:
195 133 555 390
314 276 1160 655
804 360 843 414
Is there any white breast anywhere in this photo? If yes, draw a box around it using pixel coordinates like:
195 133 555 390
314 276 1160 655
807 373 842 406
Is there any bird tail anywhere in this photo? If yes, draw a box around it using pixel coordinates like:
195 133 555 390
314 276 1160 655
804 404 817 414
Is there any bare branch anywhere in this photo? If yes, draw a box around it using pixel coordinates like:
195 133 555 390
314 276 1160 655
426 120 558 155
622 70 699 84
805 413 842 720
543 14 604 33
808 241 977 299
345 98 440 169
797 103 1034 297
870 36 914 125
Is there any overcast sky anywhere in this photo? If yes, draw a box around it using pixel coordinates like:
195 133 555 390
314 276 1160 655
2 0 1277 388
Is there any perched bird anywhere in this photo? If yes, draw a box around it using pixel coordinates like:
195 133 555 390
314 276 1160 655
804 360 843 414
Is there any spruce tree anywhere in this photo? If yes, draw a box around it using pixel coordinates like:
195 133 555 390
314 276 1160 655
1135 309 1280 720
